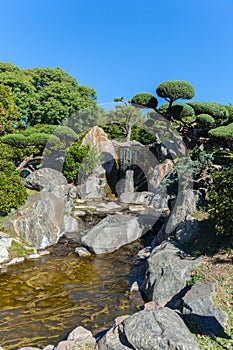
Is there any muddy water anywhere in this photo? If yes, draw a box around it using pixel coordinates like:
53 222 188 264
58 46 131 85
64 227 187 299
0 241 146 350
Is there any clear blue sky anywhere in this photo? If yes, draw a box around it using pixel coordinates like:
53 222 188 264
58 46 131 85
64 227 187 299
2 0 233 106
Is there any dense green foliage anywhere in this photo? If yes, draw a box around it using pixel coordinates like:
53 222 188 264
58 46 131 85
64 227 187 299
0 62 97 126
158 103 195 119
130 93 158 109
208 167 233 236
0 83 22 135
62 141 100 182
196 114 216 126
208 123 233 149
156 80 195 103
0 160 27 214
188 102 229 120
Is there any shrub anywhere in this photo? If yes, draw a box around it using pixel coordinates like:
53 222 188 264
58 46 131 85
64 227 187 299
0 160 27 214
208 167 233 236
131 93 158 109
156 80 195 101
196 114 215 126
188 102 229 119
158 103 195 119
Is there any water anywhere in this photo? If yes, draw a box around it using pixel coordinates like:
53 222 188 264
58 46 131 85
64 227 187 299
0 241 145 350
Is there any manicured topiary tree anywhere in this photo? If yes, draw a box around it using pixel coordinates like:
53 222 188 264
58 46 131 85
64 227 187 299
188 102 229 121
208 123 233 149
156 80 195 118
131 93 158 110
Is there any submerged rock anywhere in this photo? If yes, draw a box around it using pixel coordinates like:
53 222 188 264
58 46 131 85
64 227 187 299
81 214 144 254
0 232 12 263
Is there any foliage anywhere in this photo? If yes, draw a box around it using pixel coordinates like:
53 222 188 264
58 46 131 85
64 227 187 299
0 62 97 126
62 141 100 182
130 92 158 109
0 83 23 135
188 102 229 120
103 101 144 141
0 160 27 214
196 114 215 126
158 103 195 119
156 80 195 103
208 123 233 149
208 167 233 236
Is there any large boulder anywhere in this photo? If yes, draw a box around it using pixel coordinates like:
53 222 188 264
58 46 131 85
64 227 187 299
24 167 67 191
119 191 153 206
81 126 116 174
78 165 107 200
0 232 12 263
175 215 199 245
165 189 199 234
99 308 200 350
81 214 144 254
141 241 200 304
182 280 228 337
4 191 65 249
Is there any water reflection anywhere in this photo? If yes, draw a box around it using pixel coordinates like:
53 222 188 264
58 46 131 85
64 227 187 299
0 242 142 349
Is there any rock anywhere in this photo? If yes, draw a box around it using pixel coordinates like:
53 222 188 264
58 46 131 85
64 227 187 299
149 187 168 209
28 253 41 259
78 165 107 200
118 307 200 350
182 280 228 337
18 348 41 350
166 189 199 234
75 247 92 257
141 241 200 304
119 191 153 205
0 232 12 263
67 326 96 347
81 214 144 254
64 215 81 233
24 168 67 191
6 256 25 265
148 159 173 192
81 126 116 175
97 326 131 350
137 246 151 259
123 170 134 193
95 201 122 213
130 281 139 292
51 184 77 212
43 346 54 350
55 341 76 350
128 205 145 212
4 191 65 249
175 215 199 245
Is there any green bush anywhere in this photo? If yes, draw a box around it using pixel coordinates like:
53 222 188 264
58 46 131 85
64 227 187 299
208 167 233 236
62 141 100 182
0 160 27 214
26 132 60 146
156 80 195 101
196 114 215 126
131 93 158 109
188 102 229 119
158 103 195 119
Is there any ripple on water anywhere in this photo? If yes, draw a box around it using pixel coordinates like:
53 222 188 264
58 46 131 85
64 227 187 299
0 242 144 349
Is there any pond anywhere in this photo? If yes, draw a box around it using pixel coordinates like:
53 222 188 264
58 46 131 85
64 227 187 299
0 240 147 349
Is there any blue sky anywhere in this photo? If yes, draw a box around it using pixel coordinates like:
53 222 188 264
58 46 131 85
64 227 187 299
2 0 233 106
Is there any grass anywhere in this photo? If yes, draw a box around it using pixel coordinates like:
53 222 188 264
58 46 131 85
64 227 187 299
184 211 233 349
8 240 34 258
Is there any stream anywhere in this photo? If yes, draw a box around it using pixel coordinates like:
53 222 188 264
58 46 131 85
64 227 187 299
0 239 147 350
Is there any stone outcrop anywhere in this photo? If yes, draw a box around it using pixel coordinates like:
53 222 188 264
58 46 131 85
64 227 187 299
4 191 65 249
119 191 153 206
98 308 200 350
24 168 67 191
0 232 12 263
81 214 144 254
78 165 107 200
56 326 96 350
182 280 228 337
175 215 199 245
141 241 200 304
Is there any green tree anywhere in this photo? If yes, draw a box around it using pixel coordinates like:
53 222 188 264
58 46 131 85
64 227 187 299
0 83 22 135
0 160 27 215
103 97 144 141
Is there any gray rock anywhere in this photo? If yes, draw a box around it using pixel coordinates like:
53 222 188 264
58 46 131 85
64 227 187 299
149 187 168 209
67 326 96 347
81 214 144 254
123 170 134 193
118 307 200 350
166 189 199 234
0 232 12 263
5 191 65 249
78 165 107 200
175 215 199 245
24 168 67 191
141 241 200 304
97 326 131 350
75 247 92 257
119 191 153 205
18 348 42 350
64 215 81 233
148 159 173 192
182 280 228 337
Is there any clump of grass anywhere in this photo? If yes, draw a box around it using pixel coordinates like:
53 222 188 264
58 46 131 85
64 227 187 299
9 240 34 258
